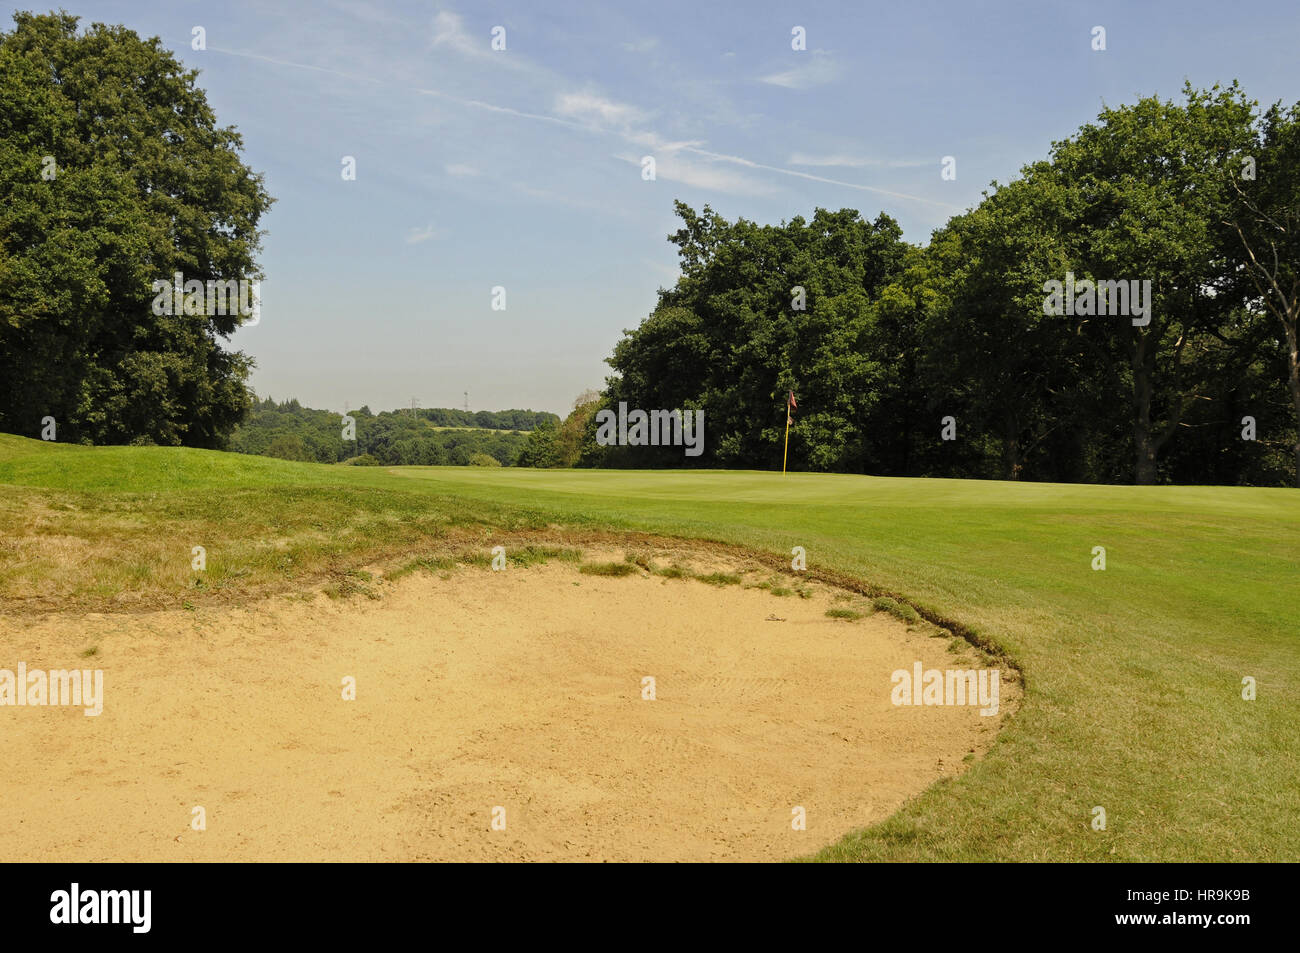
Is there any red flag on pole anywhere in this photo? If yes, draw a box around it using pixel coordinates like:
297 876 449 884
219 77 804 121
782 390 797 473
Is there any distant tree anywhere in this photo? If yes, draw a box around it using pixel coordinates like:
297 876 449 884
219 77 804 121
515 419 561 467
555 390 601 467
468 452 501 467
265 433 311 461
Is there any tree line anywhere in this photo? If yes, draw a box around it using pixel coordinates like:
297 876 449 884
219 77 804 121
232 398 557 467
540 83 1298 486
3 15 1295 486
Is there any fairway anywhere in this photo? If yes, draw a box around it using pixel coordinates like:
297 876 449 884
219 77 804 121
1 435 1296 861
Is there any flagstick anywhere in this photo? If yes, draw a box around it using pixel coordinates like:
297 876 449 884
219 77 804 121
782 412 791 474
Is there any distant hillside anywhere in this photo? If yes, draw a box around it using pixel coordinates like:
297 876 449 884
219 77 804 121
230 398 559 466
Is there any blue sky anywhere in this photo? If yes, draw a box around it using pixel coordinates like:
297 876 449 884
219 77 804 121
11 1 1300 414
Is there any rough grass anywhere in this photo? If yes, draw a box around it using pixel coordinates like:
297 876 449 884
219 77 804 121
825 607 864 620
695 571 742 586
652 564 689 579
872 596 921 624
578 561 638 577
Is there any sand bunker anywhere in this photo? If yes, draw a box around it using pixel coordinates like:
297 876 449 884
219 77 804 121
0 548 1017 861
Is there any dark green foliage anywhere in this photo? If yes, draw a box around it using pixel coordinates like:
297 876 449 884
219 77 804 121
602 204 907 470
514 418 562 468
599 84 1298 486
0 12 272 446
416 407 556 430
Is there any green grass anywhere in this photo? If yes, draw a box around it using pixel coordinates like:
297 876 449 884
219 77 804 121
825 607 864 620
2 432 1297 861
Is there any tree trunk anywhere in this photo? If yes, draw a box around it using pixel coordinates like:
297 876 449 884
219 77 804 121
1133 334 1158 485
1003 441 1023 480
1002 414 1023 480
1286 320 1300 488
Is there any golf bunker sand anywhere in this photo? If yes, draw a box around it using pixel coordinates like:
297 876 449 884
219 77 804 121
0 546 1018 862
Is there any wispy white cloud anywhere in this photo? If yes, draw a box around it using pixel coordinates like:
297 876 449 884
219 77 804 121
431 9 539 73
555 91 646 128
406 223 439 244
760 50 840 90
615 152 772 196
625 131 705 153
209 46 385 86
681 147 963 210
431 10 483 58
445 163 480 176
208 41 956 211
789 152 933 169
